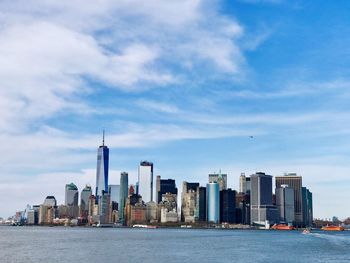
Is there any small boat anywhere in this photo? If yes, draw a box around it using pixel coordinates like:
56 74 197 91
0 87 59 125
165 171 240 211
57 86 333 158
302 228 311 234
321 225 344 231
271 224 295 230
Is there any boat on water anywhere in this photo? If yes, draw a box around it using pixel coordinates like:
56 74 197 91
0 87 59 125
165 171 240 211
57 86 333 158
132 224 157 229
271 224 295 230
302 229 311 234
321 225 344 231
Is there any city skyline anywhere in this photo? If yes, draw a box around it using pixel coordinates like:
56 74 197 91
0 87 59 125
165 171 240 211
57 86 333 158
1 0 350 219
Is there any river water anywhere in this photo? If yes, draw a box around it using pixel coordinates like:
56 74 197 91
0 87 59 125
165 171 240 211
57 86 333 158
0 226 349 262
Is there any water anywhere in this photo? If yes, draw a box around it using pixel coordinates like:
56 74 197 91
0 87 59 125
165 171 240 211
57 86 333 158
0 227 349 262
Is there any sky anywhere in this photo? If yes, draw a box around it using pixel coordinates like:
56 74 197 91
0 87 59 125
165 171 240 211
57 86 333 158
1 0 350 219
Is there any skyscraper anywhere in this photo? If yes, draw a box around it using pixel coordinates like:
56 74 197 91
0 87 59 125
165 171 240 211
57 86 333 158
302 187 313 227
65 183 78 206
95 131 109 200
239 173 251 194
207 182 219 224
138 161 153 203
156 176 178 204
208 171 227 191
220 188 236 224
275 185 295 224
119 172 128 224
196 186 206 222
80 185 92 219
250 172 278 226
181 182 199 222
275 173 303 226
109 185 120 204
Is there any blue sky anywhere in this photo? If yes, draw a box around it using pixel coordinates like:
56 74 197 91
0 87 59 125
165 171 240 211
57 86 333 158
1 0 350 219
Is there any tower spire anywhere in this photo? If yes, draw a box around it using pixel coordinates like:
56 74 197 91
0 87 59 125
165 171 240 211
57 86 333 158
102 129 105 146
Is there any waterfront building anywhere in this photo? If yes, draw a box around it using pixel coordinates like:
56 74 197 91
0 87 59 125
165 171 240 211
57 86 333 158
80 185 92 220
239 173 251 194
119 172 129 224
195 186 206 222
125 194 145 226
98 191 111 224
65 183 78 206
220 188 236 224
39 205 56 225
250 172 278 226
302 187 313 227
65 183 79 218
236 192 250 225
156 176 178 204
276 185 295 224
159 192 177 215
88 195 99 225
95 131 109 200
146 201 158 223
275 173 303 226
209 171 227 191
27 205 39 225
161 208 178 223
57 205 69 218
138 161 154 203
207 182 220 224
181 182 199 222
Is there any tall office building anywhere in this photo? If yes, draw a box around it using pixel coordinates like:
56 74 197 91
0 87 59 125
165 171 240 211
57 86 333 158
109 185 120 204
196 186 206 222
65 183 79 206
119 172 129 224
181 182 199 222
156 176 178 204
250 172 278 226
207 182 220 224
302 187 313 227
220 188 236 224
275 173 303 226
98 191 111 224
209 171 227 191
95 131 109 200
65 183 79 219
275 185 295 224
239 173 251 194
80 185 92 219
138 161 153 203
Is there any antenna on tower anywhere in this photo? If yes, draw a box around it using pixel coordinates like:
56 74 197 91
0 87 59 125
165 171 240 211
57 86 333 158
102 129 105 146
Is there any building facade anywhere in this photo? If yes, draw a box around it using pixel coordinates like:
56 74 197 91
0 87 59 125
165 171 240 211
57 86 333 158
138 161 153 203
239 173 251 194
181 182 199 222
80 185 92 219
220 188 236 224
250 172 278 226
209 172 227 191
119 172 129 224
207 182 220 224
156 176 178 204
276 185 295 224
95 133 109 200
275 173 303 226
196 186 206 222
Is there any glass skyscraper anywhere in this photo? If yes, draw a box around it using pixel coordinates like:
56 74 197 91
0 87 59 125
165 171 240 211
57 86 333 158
138 161 153 203
207 182 219 224
65 183 78 206
119 172 128 224
95 132 109 200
